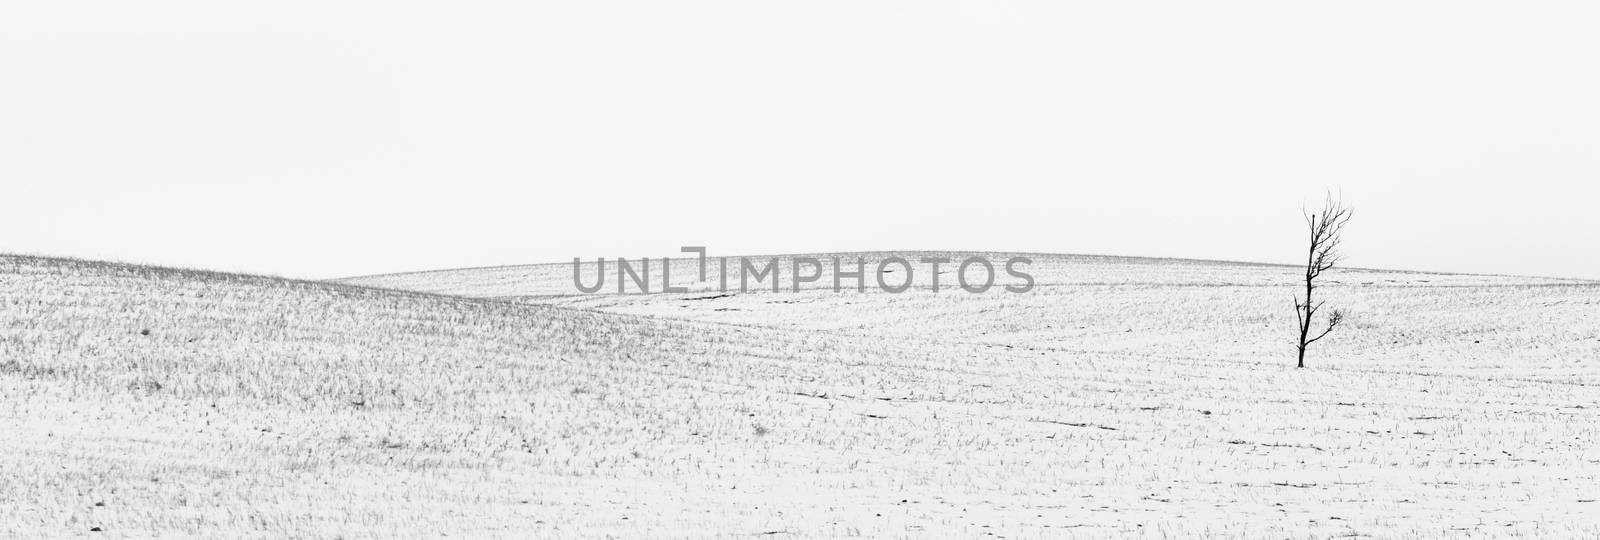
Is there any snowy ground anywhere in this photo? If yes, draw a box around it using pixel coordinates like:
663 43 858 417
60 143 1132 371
5 253 1599 538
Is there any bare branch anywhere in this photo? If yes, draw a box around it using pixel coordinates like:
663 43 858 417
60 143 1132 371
1306 310 1345 346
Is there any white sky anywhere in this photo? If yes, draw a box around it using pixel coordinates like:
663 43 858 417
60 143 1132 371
3 1 1597 280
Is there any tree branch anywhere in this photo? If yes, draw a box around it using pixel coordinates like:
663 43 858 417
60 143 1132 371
1305 310 1345 346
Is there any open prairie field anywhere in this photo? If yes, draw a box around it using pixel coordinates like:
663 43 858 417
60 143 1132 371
5 253 1600 538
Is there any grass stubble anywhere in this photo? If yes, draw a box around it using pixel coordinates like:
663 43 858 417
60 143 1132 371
4 254 1600 538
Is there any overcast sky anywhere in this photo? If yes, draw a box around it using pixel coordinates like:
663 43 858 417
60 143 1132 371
3 1 1597 279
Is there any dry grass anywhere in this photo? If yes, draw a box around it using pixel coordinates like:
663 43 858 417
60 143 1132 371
6 253 1600 538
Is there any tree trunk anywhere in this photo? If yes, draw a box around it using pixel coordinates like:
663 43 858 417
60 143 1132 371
1297 285 1312 369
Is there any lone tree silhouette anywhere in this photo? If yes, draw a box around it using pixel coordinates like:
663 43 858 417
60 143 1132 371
1294 195 1353 368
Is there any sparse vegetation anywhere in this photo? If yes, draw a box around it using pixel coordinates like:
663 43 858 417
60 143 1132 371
5 253 1600 538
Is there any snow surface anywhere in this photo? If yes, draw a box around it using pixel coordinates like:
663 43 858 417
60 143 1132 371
6 253 1600 538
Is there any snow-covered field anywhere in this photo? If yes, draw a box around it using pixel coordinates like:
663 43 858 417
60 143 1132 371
6 253 1600 538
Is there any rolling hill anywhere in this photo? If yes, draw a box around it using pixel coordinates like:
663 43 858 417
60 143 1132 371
5 253 1600 538
344 252 1600 383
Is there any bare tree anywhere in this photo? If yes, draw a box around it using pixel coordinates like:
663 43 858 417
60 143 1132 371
1294 195 1352 368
